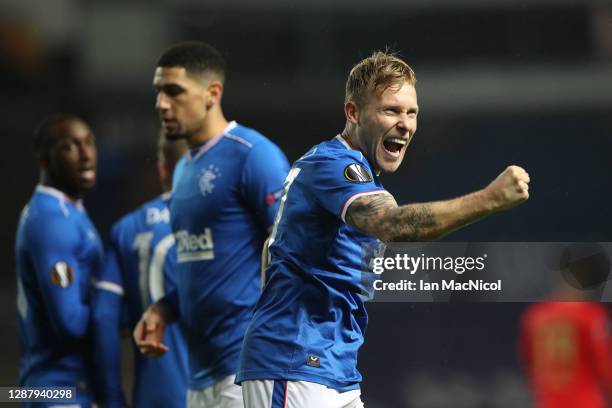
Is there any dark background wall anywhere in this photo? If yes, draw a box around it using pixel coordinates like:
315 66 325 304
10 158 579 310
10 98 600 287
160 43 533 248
1 1 611 406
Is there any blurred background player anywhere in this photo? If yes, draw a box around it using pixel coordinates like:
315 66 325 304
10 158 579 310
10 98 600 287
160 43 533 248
92 131 189 407
519 244 612 408
15 114 100 407
133 41 290 407
237 51 530 406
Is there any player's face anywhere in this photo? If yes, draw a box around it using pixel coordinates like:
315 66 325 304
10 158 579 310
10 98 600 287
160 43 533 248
153 67 209 140
355 81 418 173
48 119 97 197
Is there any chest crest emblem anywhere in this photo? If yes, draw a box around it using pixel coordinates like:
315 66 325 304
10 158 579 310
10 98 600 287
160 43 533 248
198 165 221 197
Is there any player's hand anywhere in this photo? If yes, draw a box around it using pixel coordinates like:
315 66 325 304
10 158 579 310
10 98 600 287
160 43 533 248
133 302 169 357
484 165 530 211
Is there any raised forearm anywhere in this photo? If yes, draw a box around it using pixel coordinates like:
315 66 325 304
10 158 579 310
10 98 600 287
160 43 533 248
380 190 493 242
346 165 530 242
347 191 493 242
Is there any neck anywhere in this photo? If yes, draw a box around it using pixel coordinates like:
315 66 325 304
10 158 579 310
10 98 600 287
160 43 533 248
161 183 172 194
187 108 229 149
341 124 382 176
40 172 82 201
340 124 357 150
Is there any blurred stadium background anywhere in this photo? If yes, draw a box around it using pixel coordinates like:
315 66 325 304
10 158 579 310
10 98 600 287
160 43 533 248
2 0 612 406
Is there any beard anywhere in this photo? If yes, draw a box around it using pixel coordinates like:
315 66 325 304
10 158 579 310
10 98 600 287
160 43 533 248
163 128 189 141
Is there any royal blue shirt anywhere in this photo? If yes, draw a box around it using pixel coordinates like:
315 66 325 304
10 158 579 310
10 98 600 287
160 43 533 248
92 193 189 408
237 135 386 391
16 185 102 406
166 121 289 389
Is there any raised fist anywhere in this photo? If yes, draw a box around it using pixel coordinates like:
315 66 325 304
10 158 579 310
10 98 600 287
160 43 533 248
485 165 530 211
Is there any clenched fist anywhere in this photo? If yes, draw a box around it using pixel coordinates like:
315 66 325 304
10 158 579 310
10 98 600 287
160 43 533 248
484 165 530 211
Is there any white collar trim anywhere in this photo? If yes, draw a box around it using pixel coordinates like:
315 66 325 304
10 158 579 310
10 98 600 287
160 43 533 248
190 121 238 160
335 134 352 150
36 185 84 212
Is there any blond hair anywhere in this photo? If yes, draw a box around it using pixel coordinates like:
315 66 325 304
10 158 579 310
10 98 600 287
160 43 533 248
345 51 416 106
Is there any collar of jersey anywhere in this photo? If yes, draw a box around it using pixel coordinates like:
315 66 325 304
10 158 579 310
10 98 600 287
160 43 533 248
335 134 366 163
335 134 352 150
36 185 85 211
187 120 238 161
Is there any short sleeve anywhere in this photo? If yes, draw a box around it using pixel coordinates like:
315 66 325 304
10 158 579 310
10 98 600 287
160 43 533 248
306 154 388 223
241 140 290 229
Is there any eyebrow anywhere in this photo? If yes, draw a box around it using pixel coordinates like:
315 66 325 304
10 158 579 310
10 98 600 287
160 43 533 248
382 104 420 113
153 83 185 92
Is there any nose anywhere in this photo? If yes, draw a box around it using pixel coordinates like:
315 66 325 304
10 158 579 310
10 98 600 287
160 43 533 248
395 116 410 135
79 141 96 163
396 113 416 136
156 92 171 111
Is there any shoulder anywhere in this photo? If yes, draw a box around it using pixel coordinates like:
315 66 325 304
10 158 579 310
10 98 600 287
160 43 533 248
225 123 289 172
581 302 609 322
111 196 167 241
225 123 283 153
298 137 367 166
22 199 82 249
296 138 373 182
520 302 547 326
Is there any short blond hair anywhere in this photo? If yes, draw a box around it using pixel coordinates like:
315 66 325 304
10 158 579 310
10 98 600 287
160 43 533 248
345 51 416 106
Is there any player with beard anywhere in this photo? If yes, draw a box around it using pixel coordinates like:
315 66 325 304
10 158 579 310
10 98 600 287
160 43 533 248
15 114 101 407
236 51 531 407
133 41 290 407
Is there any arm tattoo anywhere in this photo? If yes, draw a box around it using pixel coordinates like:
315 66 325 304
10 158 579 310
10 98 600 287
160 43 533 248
346 193 437 242
346 193 396 229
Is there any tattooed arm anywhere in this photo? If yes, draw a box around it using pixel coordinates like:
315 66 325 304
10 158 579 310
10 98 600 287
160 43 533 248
346 165 530 242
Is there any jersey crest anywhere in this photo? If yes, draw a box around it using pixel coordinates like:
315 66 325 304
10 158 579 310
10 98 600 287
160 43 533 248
198 165 221 197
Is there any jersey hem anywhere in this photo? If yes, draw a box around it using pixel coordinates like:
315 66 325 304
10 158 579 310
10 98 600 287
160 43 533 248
235 369 361 392
189 366 237 390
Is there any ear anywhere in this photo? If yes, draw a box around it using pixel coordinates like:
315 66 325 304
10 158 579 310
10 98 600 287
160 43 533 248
344 101 359 125
206 81 224 109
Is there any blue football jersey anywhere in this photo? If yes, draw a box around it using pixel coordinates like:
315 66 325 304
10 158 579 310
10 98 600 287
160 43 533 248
237 135 387 391
167 121 289 389
93 193 189 408
15 185 102 406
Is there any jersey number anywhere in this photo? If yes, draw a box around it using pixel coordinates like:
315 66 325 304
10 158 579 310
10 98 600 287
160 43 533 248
133 232 175 309
268 167 301 253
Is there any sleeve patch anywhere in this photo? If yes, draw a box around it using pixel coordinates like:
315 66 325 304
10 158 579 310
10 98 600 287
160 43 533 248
50 262 74 288
265 187 285 206
344 164 373 183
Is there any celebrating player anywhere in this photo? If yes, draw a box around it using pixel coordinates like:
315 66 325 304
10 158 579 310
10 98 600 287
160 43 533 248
15 114 101 407
133 41 290 407
236 51 531 406
92 131 189 407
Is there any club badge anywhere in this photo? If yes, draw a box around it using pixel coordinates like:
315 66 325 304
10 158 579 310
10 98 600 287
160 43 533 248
344 164 373 183
198 165 221 197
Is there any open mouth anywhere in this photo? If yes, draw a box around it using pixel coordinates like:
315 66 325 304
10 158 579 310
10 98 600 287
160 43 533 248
79 169 95 182
382 137 408 156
